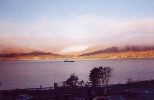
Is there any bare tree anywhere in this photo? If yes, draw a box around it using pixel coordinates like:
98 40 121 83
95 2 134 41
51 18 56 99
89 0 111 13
102 67 112 85
66 73 79 87
78 80 84 87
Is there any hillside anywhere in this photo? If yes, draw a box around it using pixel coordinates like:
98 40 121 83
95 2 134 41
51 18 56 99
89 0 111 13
80 46 154 56
0 51 61 60
79 50 154 59
0 46 154 60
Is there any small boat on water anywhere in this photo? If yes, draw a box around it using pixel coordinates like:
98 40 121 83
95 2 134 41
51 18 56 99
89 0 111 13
64 60 74 62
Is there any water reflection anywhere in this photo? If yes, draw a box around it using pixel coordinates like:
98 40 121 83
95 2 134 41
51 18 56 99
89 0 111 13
0 58 154 90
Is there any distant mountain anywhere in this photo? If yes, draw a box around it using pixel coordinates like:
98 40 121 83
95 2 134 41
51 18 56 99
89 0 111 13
0 51 60 58
80 46 154 56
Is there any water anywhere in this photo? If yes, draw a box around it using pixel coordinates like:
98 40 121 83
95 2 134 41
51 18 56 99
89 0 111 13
0 58 154 90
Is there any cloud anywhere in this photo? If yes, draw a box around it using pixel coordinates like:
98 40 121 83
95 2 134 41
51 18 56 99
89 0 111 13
0 15 154 53
59 45 89 54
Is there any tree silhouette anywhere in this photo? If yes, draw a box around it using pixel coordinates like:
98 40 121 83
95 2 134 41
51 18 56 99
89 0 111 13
102 67 112 84
66 73 79 87
78 80 84 87
85 81 90 87
89 66 112 86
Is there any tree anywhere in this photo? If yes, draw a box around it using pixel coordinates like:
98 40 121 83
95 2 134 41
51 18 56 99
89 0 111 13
85 81 90 87
89 66 112 86
102 67 112 84
78 80 84 87
66 73 79 87
126 77 133 84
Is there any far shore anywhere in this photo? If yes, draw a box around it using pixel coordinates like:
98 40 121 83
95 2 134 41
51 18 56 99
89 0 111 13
0 50 154 61
0 56 154 61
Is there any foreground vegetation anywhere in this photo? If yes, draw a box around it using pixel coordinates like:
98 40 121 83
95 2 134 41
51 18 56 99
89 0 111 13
60 66 113 88
1 80 154 100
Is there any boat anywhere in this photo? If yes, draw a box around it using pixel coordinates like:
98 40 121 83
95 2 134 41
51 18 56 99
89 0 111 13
64 60 74 62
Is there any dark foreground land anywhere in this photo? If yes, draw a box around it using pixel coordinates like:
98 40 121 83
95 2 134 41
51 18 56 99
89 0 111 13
0 80 154 100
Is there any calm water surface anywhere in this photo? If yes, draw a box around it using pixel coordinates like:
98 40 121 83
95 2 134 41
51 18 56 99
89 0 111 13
0 58 154 90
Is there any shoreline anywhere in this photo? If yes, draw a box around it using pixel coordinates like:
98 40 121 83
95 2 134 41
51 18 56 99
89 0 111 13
0 80 154 99
1 50 154 61
0 57 154 61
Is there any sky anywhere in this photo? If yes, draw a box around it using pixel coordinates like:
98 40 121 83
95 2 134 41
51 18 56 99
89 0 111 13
0 0 154 54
